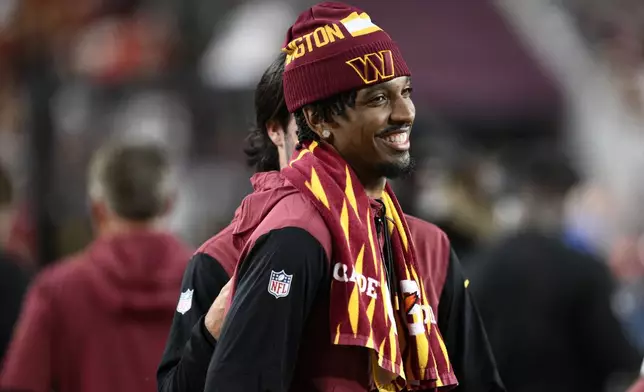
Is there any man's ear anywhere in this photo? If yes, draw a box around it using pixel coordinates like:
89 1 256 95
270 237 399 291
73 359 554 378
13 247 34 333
302 107 339 139
302 107 323 138
266 120 285 148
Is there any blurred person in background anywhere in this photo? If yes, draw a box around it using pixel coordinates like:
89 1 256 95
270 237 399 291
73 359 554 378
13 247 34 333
203 3 503 391
0 143 191 392
428 157 497 262
157 51 298 392
0 164 30 363
612 232 644 356
566 184 644 354
467 150 641 392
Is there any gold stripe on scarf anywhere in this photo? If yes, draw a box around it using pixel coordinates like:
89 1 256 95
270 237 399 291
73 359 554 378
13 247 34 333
348 245 366 335
340 199 351 251
305 167 330 209
382 192 408 251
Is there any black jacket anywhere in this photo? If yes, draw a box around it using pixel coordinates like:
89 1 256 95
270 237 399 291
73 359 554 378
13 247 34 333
158 224 504 391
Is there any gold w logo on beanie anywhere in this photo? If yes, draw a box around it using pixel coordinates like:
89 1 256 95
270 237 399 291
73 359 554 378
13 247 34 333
346 50 395 84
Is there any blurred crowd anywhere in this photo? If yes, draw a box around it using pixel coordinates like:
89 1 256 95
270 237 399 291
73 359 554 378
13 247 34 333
1 0 644 391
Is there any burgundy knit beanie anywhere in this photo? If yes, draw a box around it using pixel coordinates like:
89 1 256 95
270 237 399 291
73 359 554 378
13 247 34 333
282 2 411 113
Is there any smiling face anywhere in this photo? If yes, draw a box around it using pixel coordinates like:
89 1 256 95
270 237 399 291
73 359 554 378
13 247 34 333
321 76 415 182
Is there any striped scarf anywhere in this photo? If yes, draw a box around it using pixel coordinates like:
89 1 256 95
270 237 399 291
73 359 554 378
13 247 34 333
282 141 457 391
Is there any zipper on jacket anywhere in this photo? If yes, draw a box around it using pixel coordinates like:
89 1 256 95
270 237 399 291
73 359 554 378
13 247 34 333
374 200 398 298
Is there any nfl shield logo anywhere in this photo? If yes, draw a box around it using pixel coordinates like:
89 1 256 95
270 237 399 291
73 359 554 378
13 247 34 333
176 289 194 314
268 270 292 298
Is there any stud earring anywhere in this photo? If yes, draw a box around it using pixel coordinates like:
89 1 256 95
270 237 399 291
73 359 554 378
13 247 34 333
322 129 331 139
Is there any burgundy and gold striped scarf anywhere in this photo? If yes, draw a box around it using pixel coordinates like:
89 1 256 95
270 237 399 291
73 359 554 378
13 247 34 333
282 141 457 391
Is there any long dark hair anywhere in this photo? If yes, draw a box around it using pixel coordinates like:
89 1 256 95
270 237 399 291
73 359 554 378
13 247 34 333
243 52 291 172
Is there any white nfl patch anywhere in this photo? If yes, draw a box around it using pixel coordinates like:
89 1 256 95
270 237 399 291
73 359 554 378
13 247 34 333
176 289 194 314
268 270 292 298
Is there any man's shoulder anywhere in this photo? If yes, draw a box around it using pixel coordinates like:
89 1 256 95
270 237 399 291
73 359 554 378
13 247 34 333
404 214 450 250
196 223 238 276
28 252 88 300
270 191 323 223
251 191 332 260
196 191 331 272
197 223 236 254
404 214 442 231
404 214 452 296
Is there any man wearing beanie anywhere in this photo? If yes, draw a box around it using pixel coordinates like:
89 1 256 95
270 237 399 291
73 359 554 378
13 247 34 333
205 3 504 391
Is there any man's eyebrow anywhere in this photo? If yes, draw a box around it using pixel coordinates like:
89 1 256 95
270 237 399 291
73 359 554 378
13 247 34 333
371 76 412 91
360 77 412 96
361 84 383 95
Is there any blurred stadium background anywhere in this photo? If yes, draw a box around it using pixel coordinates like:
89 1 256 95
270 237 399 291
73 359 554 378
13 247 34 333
2 0 644 389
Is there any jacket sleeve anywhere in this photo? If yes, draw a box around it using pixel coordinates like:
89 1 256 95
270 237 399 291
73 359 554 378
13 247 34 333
0 276 54 392
157 252 230 392
437 249 506 392
204 227 328 392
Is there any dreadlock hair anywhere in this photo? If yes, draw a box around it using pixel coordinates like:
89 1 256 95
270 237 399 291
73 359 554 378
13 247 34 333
294 90 358 150
244 52 291 172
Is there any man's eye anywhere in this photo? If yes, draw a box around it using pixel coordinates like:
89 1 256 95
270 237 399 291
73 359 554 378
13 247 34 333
371 95 386 104
402 87 413 96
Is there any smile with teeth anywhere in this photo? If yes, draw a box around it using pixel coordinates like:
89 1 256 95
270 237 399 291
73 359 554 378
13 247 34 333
382 132 409 145
377 130 410 151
